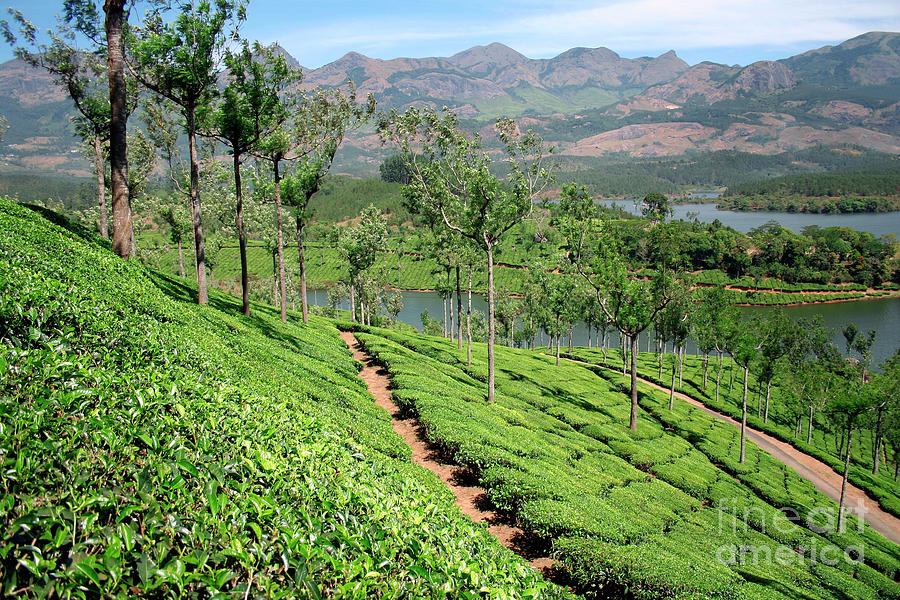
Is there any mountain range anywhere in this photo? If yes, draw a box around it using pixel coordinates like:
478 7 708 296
1 31 898 178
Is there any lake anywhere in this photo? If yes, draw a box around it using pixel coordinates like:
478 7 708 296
600 200 900 239
311 289 899 368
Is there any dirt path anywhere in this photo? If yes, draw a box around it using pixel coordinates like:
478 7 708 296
340 331 555 573
564 356 900 546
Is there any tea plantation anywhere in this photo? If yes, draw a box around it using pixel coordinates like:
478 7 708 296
350 327 900 599
567 348 900 521
0 197 570 598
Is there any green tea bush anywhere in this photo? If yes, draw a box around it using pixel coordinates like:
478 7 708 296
0 198 567 599
352 326 900 599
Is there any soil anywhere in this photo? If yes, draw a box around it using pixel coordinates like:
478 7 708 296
339 331 556 574
565 356 900 546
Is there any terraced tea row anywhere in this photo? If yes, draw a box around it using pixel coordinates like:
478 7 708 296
352 327 900 599
567 348 900 521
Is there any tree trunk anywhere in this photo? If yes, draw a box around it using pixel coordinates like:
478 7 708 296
556 333 560 367
715 351 723 403
873 407 884 475
177 239 185 278
629 334 639 431
807 403 815 445
349 277 356 323
467 267 472 367
448 270 454 342
838 424 853 534
234 153 250 316
568 326 573 353
678 345 684 388
740 365 749 463
104 0 131 258
658 339 663 380
486 244 496 402
92 134 108 239
273 160 286 322
756 383 762 419
669 360 676 410
587 323 592 348
272 249 279 307
764 381 771 423
296 214 308 323
702 353 708 390
186 108 207 305
728 360 734 393
601 330 607 365
621 333 627 375
456 265 462 350
443 293 448 338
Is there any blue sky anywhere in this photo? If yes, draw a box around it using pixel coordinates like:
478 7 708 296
3 0 899 67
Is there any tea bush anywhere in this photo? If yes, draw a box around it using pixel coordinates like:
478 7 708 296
0 197 568 599
352 326 900 599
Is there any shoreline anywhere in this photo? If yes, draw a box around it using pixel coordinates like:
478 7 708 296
308 283 899 308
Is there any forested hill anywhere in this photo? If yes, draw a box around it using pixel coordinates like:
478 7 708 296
724 166 900 198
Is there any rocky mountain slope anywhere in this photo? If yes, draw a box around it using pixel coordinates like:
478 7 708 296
0 32 898 176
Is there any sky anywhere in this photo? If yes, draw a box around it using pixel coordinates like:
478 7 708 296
2 0 899 67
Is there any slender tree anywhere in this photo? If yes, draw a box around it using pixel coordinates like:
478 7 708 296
725 315 767 463
339 205 388 322
128 0 246 303
207 41 296 316
380 107 554 402
561 183 683 431
282 85 375 323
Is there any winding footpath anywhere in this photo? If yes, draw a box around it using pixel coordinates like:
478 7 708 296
340 332 555 574
565 356 900 546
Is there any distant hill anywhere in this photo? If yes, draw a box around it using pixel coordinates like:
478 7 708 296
0 32 898 180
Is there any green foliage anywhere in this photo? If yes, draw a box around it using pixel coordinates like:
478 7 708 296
354 326 900 600
0 197 565 598
558 146 898 199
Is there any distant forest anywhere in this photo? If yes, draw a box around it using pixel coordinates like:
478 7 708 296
724 169 900 198
561 145 899 199
0 173 94 209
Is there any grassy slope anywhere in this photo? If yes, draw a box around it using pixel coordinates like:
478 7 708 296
351 326 900 600
0 197 569 599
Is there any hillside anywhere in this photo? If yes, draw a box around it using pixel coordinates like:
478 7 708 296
352 327 900 599
0 197 566 598
2 32 898 180
3 198 900 598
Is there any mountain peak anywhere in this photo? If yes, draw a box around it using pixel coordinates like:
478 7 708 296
449 43 529 69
